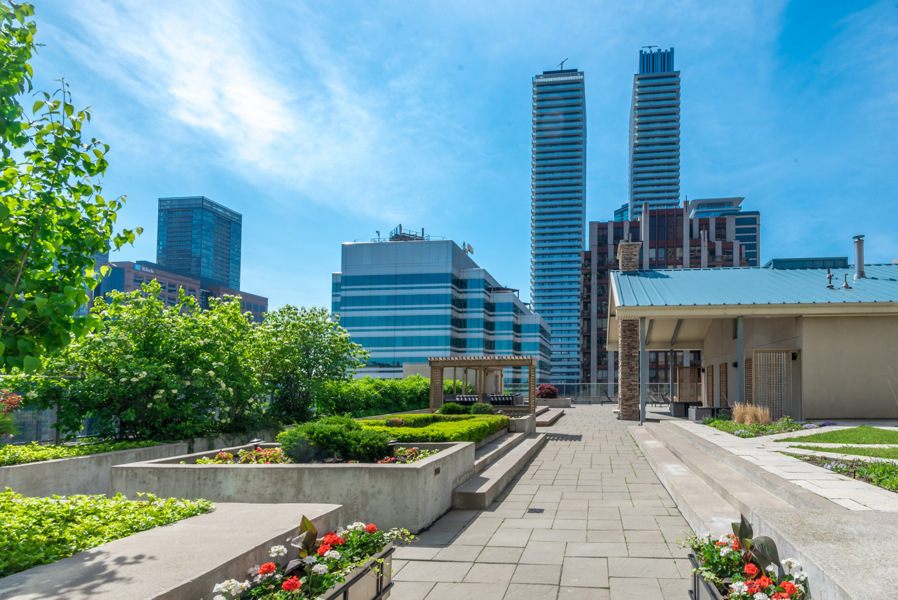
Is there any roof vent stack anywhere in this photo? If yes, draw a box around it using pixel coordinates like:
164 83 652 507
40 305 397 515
853 235 866 280
842 274 852 290
826 268 834 289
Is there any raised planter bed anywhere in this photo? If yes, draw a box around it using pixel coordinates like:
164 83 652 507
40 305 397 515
688 552 724 600
0 502 343 600
0 430 278 497
508 414 536 434
110 441 474 533
323 544 394 600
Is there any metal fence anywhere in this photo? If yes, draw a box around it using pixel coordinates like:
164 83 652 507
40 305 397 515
2 408 103 446
547 382 677 403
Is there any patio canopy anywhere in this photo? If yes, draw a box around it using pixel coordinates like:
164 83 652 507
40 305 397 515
427 356 538 414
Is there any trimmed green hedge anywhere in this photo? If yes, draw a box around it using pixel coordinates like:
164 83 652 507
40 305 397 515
0 489 213 577
314 375 475 418
360 414 509 443
277 416 392 463
0 440 160 467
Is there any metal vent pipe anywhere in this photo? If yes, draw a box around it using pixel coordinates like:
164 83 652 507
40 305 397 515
853 235 866 279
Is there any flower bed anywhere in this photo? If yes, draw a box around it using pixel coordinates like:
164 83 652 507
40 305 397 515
794 454 898 493
195 445 439 465
703 416 831 439
0 440 160 466
359 414 509 443
684 516 811 599
208 517 410 600
0 489 213 577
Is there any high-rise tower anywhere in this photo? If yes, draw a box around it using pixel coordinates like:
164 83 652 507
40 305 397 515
530 66 586 384
625 47 680 220
156 196 242 290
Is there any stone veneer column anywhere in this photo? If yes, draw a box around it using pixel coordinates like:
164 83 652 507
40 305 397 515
616 241 642 421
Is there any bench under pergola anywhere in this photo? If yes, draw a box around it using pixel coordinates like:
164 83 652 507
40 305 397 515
427 355 538 414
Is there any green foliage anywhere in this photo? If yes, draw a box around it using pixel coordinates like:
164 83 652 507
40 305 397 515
277 416 392 463
0 488 213 577
704 415 802 438
361 414 509 443
10 281 266 441
470 402 494 415
0 4 141 373
0 389 20 436
0 440 158 466
439 402 468 415
777 425 898 445
258 306 368 423
792 445 898 459
443 379 474 394
315 375 429 418
800 455 898 492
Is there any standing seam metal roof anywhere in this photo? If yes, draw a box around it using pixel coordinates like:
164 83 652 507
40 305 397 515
612 264 898 307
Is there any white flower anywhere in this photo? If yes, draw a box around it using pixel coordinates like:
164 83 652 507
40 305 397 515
312 563 328 575
26 391 38 399
269 545 287 558
208 370 216 376
783 558 800 574
719 546 733 557
766 564 776 573
718 534 732 544
348 522 366 531
302 555 318 565
794 571 808 582
171 389 178 394
753 594 768 600
795 583 806 593
324 550 341 560
213 596 227 600
730 582 748 595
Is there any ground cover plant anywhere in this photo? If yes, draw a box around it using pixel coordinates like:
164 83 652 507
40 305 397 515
209 517 413 600
795 455 898 493
683 515 810 599
775 425 898 445
0 489 213 576
360 414 509 443
0 440 159 467
791 445 898 459
704 414 810 438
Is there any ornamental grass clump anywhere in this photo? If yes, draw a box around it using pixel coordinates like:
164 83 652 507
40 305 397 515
684 516 811 600
209 516 414 600
0 489 213 577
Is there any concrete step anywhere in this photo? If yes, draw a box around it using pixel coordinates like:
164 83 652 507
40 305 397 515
645 424 795 519
536 408 565 427
660 421 841 512
473 432 527 474
452 433 547 510
630 426 739 537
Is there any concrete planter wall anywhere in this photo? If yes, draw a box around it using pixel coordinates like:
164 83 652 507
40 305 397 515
0 502 343 600
536 397 572 408
110 441 475 533
508 415 536 434
0 429 280 498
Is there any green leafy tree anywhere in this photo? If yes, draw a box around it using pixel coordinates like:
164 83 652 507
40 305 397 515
258 306 368 423
16 281 263 440
0 3 140 373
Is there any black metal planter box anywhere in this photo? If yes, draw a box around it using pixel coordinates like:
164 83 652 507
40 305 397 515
688 552 726 600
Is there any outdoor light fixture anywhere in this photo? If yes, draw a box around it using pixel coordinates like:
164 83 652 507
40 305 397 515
732 362 738 368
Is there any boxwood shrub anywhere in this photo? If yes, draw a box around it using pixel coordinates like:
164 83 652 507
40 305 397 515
360 415 509 443
470 402 494 415
0 440 161 467
439 402 468 415
0 489 213 577
277 416 392 463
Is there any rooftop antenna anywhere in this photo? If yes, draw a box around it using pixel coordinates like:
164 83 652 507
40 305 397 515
466 243 474 255
557 58 568 70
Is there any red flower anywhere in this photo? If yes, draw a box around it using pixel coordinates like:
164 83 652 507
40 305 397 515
781 581 798 595
317 544 332 556
282 576 301 592
746 581 759 595
744 563 759 578
366 524 378 533
757 576 773 589
259 562 276 575
322 533 345 546
772 594 789 600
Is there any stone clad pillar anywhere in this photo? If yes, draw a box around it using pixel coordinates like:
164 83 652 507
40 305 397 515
616 242 642 421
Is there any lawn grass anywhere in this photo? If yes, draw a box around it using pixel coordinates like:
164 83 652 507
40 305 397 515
775 425 898 444
792 445 898 459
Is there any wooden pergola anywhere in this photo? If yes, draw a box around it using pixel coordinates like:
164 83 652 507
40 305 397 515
427 356 538 414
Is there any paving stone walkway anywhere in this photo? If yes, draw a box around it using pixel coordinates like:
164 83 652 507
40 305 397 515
391 404 696 600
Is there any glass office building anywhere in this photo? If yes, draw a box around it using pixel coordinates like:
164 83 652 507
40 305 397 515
333 233 551 386
530 67 585 384
156 196 242 290
624 47 680 220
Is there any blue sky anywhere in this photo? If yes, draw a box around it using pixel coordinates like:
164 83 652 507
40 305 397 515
30 1 897 309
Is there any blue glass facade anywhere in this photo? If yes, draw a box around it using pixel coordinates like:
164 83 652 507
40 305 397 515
530 68 585 384
333 239 551 386
626 48 680 220
156 196 242 290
